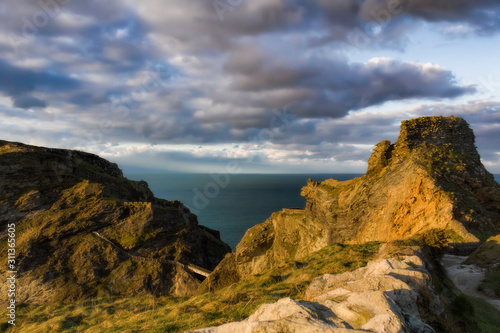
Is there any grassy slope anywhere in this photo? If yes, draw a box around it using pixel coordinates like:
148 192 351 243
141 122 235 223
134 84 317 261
2 242 499 333
466 297 500 333
4 242 381 333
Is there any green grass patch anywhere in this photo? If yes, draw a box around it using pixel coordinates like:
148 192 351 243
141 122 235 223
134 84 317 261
464 296 500 333
479 267 500 298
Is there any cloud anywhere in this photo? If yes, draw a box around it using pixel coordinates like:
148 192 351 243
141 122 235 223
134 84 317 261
12 93 47 109
224 52 474 114
396 0 500 32
0 59 81 109
0 0 479 119
309 0 500 39
114 0 500 59
0 0 499 173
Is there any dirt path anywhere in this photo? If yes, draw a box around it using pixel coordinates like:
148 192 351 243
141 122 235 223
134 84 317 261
441 254 500 312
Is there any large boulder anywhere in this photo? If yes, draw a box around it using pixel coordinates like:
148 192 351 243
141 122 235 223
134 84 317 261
189 252 437 333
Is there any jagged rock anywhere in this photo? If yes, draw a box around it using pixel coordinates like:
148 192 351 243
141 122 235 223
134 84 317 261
190 252 439 333
367 140 394 174
202 116 500 290
0 140 231 303
187 297 362 333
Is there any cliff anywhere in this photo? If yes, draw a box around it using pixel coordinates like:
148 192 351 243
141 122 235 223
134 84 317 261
0 140 230 304
203 116 500 289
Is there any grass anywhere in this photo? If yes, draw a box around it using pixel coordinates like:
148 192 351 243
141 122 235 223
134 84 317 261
479 267 500 297
423 144 470 176
103 228 159 250
5 242 381 333
466 235 500 297
462 296 500 333
417 245 500 333
4 240 499 333
416 228 465 251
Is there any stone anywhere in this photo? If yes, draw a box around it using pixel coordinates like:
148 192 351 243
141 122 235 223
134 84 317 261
187 298 363 333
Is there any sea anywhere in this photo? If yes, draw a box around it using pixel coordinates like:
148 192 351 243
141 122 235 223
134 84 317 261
127 173 500 250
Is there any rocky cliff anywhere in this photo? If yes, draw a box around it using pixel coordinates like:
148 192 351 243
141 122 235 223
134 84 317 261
203 116 500 290
0 140 230 304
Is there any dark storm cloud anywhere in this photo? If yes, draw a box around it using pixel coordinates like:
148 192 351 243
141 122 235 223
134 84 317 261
2 0 157 75
12 93 47 108
0 59 81 109
311 0 500 25
393 0 500 29
222 51 475 119
136 0 500 53
289 0 500 48
303 0 500 35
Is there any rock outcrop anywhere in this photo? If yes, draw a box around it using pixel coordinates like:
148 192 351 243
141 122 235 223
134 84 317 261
190 247 439 333
203 116 500 289
0 140 230 303
465 234 500 268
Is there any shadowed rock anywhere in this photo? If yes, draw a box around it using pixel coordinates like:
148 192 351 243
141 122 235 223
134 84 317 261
0 140 231 303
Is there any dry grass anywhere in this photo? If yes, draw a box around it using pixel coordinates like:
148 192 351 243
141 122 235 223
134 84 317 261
5 242 381 333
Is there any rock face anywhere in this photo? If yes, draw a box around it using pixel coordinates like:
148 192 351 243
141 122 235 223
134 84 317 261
0 140 230 303
190 248 439 333
203 116 500 288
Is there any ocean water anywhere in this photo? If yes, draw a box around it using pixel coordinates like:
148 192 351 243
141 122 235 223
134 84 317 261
126 173 361 249
128 173 500 250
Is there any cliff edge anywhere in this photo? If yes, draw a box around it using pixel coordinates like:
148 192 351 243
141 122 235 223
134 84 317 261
203 116 500 290
0 140 231 304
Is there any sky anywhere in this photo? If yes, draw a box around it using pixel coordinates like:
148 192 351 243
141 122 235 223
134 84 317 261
1 0 500 174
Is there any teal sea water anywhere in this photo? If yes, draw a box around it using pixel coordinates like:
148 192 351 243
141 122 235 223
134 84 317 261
127 173 500 250
126 174 360 249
